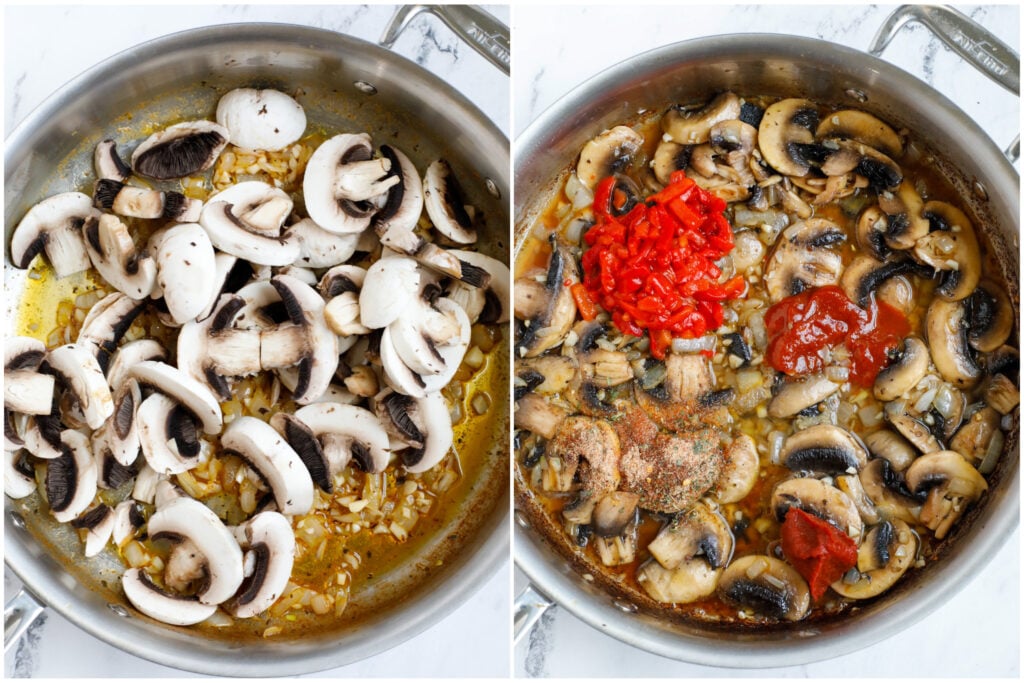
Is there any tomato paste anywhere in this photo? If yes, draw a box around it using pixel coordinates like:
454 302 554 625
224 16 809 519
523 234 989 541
765 285 910 387
779 507 858 600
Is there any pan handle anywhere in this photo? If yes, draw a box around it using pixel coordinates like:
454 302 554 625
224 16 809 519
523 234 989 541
513 583 555 646
868 5 1020 163
380 5 510 76
4 587 46 654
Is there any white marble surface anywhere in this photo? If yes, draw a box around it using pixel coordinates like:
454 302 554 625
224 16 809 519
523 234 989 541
513 4 1020 678
3 4 509 678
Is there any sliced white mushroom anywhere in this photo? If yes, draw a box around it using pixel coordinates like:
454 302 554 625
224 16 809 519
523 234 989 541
131 463 164 504
111 499 146 546
46 429 97 523
4 450 37 499
105 339 167 393
71 504 115 557
46 344 113 430
381 297 470 398
131 120 230 180
9 192 100 278
91 378 142 466
94 139 132 182
227 511 295 618
373 144 424 237
92 179 201 222
291 402 391 474
154 222 218 325
129 360 222 434
199 182 299 266
216 88 306 152
423 159 477 244
136 392 202 475
147 495 244 605
359 255 421 329
576 125 644 188
304 133 399 234
122 567 218 626
82 214 158 300
285 217 359 268
445 249 510 324
77 292 147 369
5 337 54 416
196 251 240 322
221 416 314 515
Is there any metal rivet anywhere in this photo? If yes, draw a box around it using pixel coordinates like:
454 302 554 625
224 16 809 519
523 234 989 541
485 178 501 199
9 511 26 529
612 598 638 613
353 81 377 95
845 88 868 103
973 181 989 201
108 603 130 618
514 509 531 529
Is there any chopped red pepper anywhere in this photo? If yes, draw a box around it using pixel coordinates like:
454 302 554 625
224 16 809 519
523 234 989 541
779 508 858 601
570 283 597 321
580 171 743 351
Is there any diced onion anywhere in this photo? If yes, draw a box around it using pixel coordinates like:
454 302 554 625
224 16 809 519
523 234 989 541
671 335 717 354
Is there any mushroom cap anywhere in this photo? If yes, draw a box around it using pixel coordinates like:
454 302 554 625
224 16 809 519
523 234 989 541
227 510 296 618
768 373 840 419
713 434 760 504
858 457 922 524
400 392 453 474
5 450 37 500
10 191 99 278
122 567 218 626
423 159 477 244
286 217 360 269
763 218 845 302
373 143 424 238
46 344 114 430
105 339 167 395
966 280 1014 353
873 335 931 402
446 249 510 324
147 496 244 606
648 501 734 571
904 449 988 499
136 392 202 475
304 133 394 234
83 214 157 300
816 109 903 158
216 88 306 152
129 360 223 434
92 377 142 466
781 424 869 475
662 92 741 146
47 429 98 523
757 98 818 177
916 201 981 302
77 292 148 370
359 255 421 329
515 238 579 358
771 476 863 540
293 402 391 474
880 179 930 250
718 555 811 621
94 139 132 182
221 416 314 515
576 125 644 189
863 428 918 472
268 274 339 404
199 182 299 265
926 298 982 389
154 223 219 325
831 519 918 600
131 120 229 180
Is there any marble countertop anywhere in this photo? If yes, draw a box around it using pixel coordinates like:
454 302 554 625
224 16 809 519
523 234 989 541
4 4 509 678
513 4 1019 678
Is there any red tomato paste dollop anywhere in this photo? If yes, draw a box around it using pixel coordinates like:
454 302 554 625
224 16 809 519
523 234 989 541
765 285 910 387
579 171 745 360
779 507 858 601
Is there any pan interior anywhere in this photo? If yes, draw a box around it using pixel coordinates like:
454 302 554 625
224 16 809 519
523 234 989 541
5 24 509 671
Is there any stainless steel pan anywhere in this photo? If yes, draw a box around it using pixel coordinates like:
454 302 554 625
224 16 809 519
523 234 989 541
514 5 1018 667
4 12 509 676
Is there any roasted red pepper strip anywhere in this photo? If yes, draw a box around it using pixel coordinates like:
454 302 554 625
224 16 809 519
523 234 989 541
580 171 743 347
570 283 597 321
780 508 858 601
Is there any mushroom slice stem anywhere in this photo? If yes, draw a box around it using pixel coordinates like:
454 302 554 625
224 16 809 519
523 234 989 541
10 192 100 278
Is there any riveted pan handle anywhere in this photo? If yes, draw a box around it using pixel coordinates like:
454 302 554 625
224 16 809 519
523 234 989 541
4 587 46 654
513 583 555 646
380 5 510 76
869 4 1019 162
